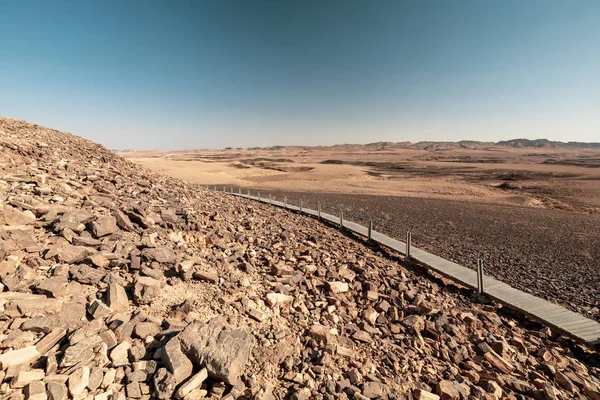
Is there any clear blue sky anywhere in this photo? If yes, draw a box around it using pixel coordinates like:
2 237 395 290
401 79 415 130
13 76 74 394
1 0 599 149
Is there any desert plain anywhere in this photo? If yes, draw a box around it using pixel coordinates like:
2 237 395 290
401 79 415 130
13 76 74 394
123 142 600 321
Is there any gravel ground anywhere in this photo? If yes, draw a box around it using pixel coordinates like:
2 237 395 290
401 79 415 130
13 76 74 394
240 189 600 321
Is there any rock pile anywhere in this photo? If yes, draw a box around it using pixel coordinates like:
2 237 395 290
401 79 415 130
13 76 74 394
0 117 598 400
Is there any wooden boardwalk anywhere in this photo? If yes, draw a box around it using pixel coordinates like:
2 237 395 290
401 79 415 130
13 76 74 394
230 191 600 345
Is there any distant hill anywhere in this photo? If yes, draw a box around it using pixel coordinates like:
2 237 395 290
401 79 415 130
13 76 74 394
208 138 600 151
496 138 600 149
457 140 490 147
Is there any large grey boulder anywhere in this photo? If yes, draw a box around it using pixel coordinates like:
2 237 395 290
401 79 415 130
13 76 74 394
177 318 253 385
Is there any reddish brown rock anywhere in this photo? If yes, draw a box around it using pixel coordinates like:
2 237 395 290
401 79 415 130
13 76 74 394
90 216 118 237
142 246 176 264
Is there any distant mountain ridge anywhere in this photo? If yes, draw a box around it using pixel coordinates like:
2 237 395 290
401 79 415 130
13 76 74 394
496 138 600 149
251 138 600 152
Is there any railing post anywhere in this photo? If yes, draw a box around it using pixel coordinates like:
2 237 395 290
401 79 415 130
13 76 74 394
231 186 234 194
284 196 287 208
340 211 344 228
318 202 321 219
368 219 372 242
477 259 484 295
214 185 217 191
299 199 303 212
247 189 250 197
406 232 411 262
238 187 241 194
258 192 261 201
269 194 272 205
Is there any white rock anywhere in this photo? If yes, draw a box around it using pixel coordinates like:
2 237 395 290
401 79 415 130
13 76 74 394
328 281 349 294
0 345 40 368
265 293 294 308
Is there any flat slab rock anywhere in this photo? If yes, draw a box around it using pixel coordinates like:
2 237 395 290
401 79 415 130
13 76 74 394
176 317 253 385
141 246 177 264
53 211 94 233
0 205 36 226
47 244 95 264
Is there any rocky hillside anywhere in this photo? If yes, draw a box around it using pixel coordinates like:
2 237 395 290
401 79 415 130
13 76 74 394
0 117 599 400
